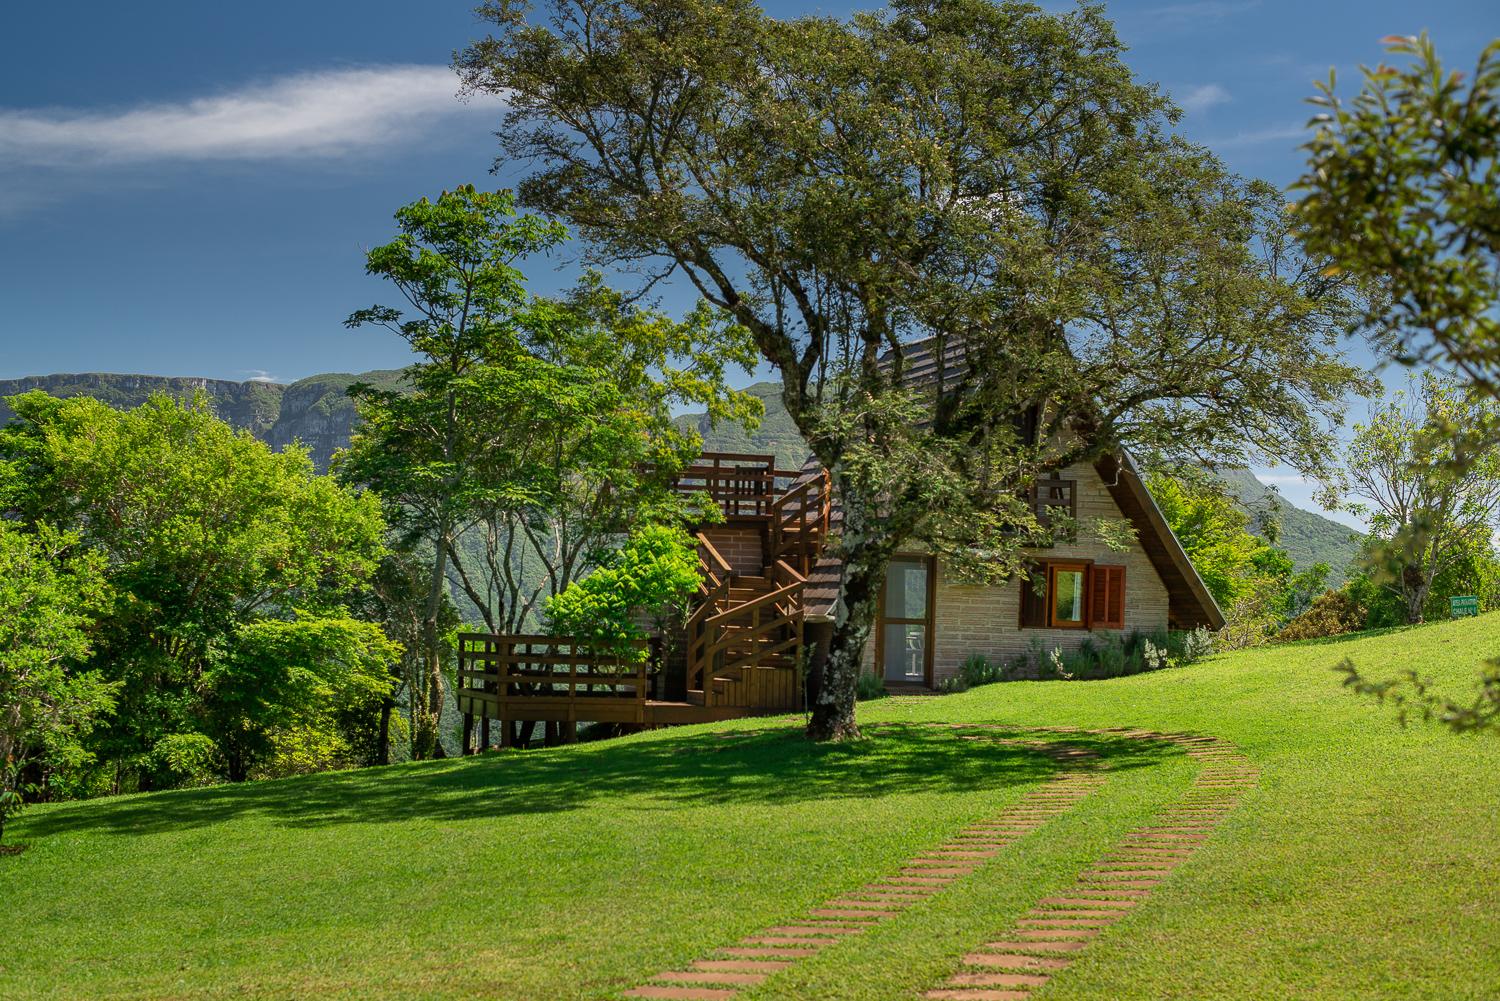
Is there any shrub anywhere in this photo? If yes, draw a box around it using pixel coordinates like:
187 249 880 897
545 524 702 658
1276 588 1367 643
855 671 888 701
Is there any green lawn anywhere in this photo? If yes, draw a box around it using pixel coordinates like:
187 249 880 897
5 617 1499 1000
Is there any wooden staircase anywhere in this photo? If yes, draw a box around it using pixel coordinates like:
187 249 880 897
679 455 831 712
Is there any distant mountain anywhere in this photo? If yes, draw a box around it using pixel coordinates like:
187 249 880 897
4 370 1364 583
1212 467 1362 584
0 370 406 470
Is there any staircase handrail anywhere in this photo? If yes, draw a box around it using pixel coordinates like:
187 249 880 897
704 576 804 628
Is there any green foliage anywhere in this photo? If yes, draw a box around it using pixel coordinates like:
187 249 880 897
1341 375 1500 625
1147 470 1324 647
1296 33 1500 394
342 186 758 749
1147 471 1287 610
0 392 387 789
462 0 1371 739
1044 628 1214 681
1296 35 1500 731
0 523 115 842
203 617 398 781
545 525 703 657
854 672 889 701
937 653 1010 694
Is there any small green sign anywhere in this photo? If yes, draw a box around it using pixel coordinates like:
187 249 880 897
1450 595 1480 618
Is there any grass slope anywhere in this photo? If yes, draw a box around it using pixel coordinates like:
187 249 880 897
5 618 1499 1000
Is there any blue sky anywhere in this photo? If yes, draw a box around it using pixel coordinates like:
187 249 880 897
0 1 1494 524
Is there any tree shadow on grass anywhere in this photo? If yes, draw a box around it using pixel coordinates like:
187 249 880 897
21 723 1184 841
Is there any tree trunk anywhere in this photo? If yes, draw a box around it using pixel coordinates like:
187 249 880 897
418 528 451 760
806 491 891 742
1402 563 1429 625
376 699 393 766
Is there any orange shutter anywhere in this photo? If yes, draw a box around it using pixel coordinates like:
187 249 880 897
1090 566 1126 629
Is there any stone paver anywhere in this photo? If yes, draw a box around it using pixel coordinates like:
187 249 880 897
922 731 1258 1000
620 734 1102 999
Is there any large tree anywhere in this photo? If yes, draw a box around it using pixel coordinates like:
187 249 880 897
0 523 115 844
341 186 758 752
459 0 1370 739
1342 376 1500 625
0 392 388 789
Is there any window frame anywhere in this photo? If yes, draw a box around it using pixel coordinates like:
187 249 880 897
1019 558 1127 631
1046 560 1091 630
875 554 937 688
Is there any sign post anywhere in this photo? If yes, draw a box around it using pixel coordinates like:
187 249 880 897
1450 595 1479 619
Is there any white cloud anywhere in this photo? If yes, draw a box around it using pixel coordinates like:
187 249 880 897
1207 122 1307 149
1144 1 1261 25
242 370 282 384
1255 473 1312 486
0 65 493 165
1177 83 1231 114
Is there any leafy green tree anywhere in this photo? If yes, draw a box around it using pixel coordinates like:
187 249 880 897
0 392 387 788
1346 526 1500 628
1297 33 1500 395
439 276 757 637
342 188 758 753
202 617 398 781
1341 376 1500 625
341 185 568 757
1297 35 1500 731
351 550 460 765
460 0 1370 739
546 524 703 656
1147 472 1286 610
0 523 115 844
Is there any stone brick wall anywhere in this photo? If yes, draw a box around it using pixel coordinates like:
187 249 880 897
701 525 768 575
862 460 1171 685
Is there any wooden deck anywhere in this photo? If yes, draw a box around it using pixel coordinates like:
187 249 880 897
457 453 831 751
456 633 796 749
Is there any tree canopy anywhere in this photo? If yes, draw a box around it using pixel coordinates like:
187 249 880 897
459 0 1373 738
340 185 759 752
0 392 390 790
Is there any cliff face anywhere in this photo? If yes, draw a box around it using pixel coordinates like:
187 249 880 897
0 369 406 470
0 373 285 439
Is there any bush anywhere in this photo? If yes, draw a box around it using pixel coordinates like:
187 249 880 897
855 671 888 701
1276 588 1367 642
1039 627 1214 681
939 653 1009 693
545 524 702 658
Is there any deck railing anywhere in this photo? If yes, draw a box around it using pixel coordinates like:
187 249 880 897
457 633 651 747
670 452 781 519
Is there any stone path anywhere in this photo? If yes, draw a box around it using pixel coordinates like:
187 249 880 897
622 739 1103 1000
922 730 1258 1000
619 726 1258 1001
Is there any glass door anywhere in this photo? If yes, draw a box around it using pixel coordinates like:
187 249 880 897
881 556 933 684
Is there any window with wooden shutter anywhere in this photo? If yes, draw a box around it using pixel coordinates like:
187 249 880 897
1018 563 1047 628
1090 565 1126 629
